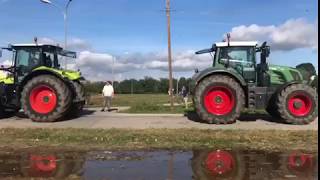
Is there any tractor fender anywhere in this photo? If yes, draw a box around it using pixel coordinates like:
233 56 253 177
193 67 247 87
19 69 73 94
274 81 300 94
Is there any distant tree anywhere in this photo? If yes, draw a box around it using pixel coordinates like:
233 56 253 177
84 77 193 95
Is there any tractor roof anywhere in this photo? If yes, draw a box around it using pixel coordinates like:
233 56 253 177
215 41 258 47
11 44 61 48
8 44 77 58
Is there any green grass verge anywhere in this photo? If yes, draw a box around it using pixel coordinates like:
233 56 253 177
0 128 317 152
86 94 173 107
120 102 193 114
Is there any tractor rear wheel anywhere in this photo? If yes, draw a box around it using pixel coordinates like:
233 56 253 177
67 81 85 118
194 75 245 124
21 75 72 122
276 84 318 124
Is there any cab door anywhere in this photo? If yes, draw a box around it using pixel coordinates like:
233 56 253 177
14 47 42 82
219 46 256 83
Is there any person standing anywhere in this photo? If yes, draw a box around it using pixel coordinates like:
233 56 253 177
181 86 188 109
101 81 114 112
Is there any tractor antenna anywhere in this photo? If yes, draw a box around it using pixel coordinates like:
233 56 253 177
34 37 38 46
227 33 231 46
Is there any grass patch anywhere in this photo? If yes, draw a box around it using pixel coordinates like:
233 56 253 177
0 128 317 152
120 102 193 114
86 94 173 107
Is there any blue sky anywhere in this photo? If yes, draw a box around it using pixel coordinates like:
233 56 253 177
0 0 318 81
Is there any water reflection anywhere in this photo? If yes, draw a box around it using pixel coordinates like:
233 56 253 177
0 149 317 179
191 150 317 180
0 151 85 178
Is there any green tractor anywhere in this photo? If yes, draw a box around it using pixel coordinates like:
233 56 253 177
0 43 85 122
192 38 318 125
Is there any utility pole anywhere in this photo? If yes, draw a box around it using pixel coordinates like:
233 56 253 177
166 0 174 109
176 77 179 96
112 57 115 86
131 79 133 95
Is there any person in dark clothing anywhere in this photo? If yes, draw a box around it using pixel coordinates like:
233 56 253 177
181 86 188 109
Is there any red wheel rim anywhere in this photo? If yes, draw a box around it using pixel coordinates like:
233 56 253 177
204 86 235 115
29 85 57 114
288 152 313 172
205 150 235 176
288 94 312 117
30 155 57 172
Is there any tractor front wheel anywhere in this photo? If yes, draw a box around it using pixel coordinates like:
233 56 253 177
21 75 72 122
276 84 318 124
194 75 245 124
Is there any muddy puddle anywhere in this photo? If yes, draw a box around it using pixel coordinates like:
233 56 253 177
0 149 317 179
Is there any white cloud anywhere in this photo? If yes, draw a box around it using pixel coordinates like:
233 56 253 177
38 37 56 45
76 51 141 81
144 50 211 72
228 18 318 51
38 37 91 51
0 59 12 66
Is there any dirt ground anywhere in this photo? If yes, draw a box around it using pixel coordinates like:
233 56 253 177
0 108 317 130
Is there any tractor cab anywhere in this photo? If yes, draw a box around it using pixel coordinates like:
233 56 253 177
196 40 270 86
0 44 76 82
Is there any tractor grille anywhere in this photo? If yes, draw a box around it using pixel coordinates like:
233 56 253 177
290 70 301 81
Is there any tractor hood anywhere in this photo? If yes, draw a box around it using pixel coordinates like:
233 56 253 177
268 64 315 85
33 66 82 81
269 64 297 71
269 63 316 82
0 71 14 84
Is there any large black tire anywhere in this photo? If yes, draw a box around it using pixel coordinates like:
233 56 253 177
194 75 245 124
266 93 281 119
67 81 85 118
21 75 72 122
0 107 4 118
276 84 318 125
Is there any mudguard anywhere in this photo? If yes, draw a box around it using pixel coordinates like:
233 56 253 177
19 67 82 88
33 66 81 81
192 67 247 86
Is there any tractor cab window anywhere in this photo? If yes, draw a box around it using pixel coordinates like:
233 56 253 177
219 47 254 65
218 46 256 83
16 48 41 75
42 51 61 68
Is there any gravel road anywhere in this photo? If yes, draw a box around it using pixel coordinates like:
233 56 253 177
0 108 317 130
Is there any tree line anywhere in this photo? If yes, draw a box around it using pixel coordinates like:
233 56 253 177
83 77 193 95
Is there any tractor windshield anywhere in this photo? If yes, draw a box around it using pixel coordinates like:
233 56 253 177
43 49 76 70
218 47 255 64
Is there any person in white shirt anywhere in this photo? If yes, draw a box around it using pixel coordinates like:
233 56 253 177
101 81 114 112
